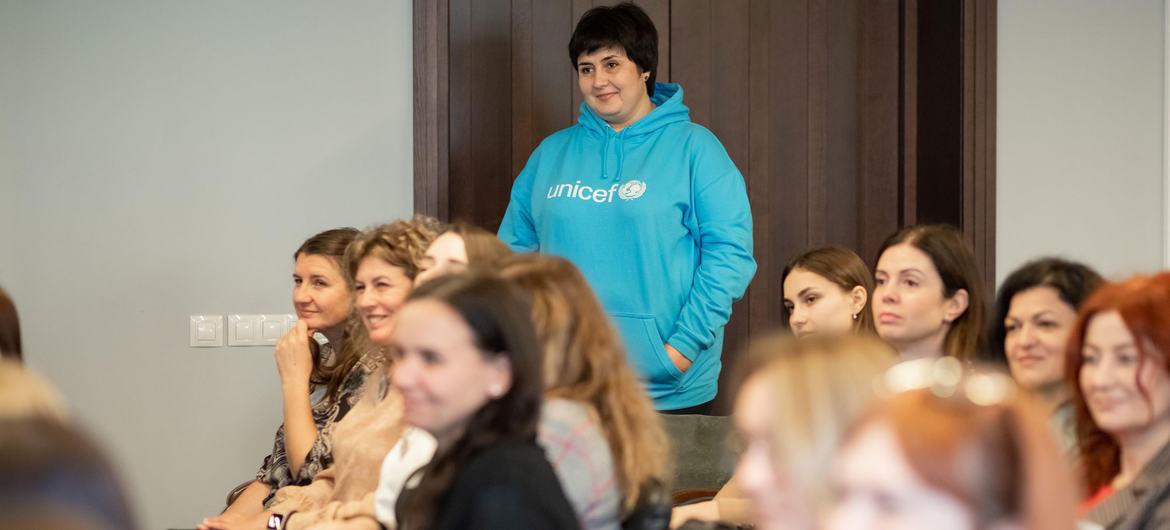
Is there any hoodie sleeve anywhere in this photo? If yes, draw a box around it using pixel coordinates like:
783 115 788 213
668 133 757 361
498 154 540 253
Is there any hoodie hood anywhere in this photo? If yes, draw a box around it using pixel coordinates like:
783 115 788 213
578 82 690 137
577 82 690 180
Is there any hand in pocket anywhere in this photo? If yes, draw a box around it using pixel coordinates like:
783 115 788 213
665 343 692 374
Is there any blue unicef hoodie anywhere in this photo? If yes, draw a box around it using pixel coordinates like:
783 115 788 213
499 83 756 409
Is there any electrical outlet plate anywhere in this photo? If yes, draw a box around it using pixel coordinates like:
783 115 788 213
189 315 224 347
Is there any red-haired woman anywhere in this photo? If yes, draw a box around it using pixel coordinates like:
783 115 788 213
1071 272 1170 528
828 361 1077 530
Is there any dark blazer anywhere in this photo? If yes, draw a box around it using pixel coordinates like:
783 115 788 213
399 439 581 530
1086 439 1170 530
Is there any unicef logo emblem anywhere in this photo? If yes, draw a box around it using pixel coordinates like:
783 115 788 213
618 180 647 201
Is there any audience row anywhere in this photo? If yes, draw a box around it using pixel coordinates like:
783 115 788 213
3 213 1169 530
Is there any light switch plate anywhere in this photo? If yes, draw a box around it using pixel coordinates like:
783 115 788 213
189 315 224 347
228 314 297 346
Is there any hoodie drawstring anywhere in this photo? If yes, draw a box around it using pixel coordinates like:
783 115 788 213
602 134 610 180
614 135 625 181
602 132 626 181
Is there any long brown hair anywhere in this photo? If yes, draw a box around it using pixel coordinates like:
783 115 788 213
498 254 669 515
781 246 876 335
1067 272 1170 492
293 228 360 401
0 286 21 361
394 273 545 530
876 224 987 360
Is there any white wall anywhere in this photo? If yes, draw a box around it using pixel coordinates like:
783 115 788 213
998 0 1167 285
0 2 413 528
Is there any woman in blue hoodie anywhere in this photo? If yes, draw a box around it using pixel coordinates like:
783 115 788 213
498 2 756 413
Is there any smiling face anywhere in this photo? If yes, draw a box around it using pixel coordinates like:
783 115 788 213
353 256 413 347
388 299 512 445
783 267 865 338
1004 286 1078 392
292 253 352 333
827 421 976 530
576 46 653 131
1079 310 1170 440
873 244 967 358
415 232 469 287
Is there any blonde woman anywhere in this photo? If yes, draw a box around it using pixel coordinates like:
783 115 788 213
499 254 671 530
674 334 896 530
200 216 441 530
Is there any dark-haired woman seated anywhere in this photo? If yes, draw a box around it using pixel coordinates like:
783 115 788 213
991 257 1103 451
218 227 373 520
392 273 579 530
872 224 986 360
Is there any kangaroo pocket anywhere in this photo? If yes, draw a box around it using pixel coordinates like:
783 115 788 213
610 312 683 387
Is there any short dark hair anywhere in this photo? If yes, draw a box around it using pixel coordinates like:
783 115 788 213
568 2 658 96
988 257 1104 365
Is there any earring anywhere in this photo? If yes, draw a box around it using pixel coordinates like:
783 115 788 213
488 384 503 398
852 312 859 321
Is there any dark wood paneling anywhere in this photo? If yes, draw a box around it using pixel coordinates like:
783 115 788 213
966 0 997 292
745 0 774 340
469 0 513 228
532 1 574 142
824 0 860 247
413 0 449 219
511 0 534 179
858 0 901 265
901 0 919 226
915 0 962 228
448 0 473 222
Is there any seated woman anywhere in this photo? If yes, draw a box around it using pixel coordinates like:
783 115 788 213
827 360 1077 530
392 273 579 529
215 227 370 520
990 257 1103 451
671 246 877 528
872 224 986 360
683 334 896 530
199 217 441 530
499 254 669 530
781 246 875 337
1072 272 1170 528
